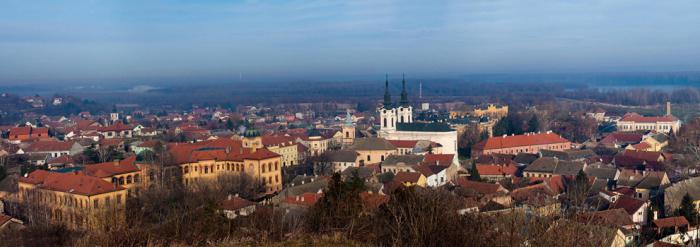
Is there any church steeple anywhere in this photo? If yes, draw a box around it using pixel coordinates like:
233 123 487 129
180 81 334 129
383 74 392 108
400 73 409 106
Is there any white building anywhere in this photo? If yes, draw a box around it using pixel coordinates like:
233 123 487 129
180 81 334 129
377 75 459 164
616 103 681 134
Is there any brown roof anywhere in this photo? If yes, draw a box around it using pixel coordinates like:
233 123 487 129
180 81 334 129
24 140 75 152
476 164 518 176
600 132 643 145
220 196 256 211
455 178 505 195
475 132 570 150
84 156 140 178
653 216 689 229
393 172 422 184
261 135 296 147
423 154 454 166
576 208 634 228
19 170 125 196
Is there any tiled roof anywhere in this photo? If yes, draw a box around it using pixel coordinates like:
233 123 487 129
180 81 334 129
19 170 125 196
84 156 140 178
382 155 424 167
653 216 689 228
25 140 75 152
600 132 643 145
387 140 418 148
576 208 634 228
475 132 570 150
423 154 454 166
609 195 646 215
393 171 422 184
455 178 505 195
261 135 296 147
220 196 256 211
476 164 518 176
620 112 678 123
285 192 322 207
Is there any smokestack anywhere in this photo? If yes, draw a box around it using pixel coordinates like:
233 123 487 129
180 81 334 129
666 101 672 116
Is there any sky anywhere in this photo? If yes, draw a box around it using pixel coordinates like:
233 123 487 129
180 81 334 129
2 0 700 85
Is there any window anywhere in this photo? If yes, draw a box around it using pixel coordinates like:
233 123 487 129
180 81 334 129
367 155 371 162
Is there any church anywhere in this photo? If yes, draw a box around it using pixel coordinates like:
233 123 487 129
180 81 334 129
377 75 458 162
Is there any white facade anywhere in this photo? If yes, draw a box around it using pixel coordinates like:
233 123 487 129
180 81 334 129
617 120 680 134
425 169 447 187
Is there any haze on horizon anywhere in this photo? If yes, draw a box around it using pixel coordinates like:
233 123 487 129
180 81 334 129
2 0 700 85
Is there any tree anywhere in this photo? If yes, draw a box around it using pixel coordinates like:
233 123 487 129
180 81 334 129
527 115 540 133
469 161 481 181
225 119 234 131
566 170 591 212
676 193 698 224
306 173 365 234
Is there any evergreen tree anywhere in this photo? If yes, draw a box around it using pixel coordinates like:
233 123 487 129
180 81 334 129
306 172 365 232
469 160 481 181
527 115 540 133
676 193 698 224
493 117 509 136
226 119 234 130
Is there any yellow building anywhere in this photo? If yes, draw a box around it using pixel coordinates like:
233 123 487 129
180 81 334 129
170 133 284 194
393 171 427 187
84 156 143 195
262 135 299 166
473 104 508 119
18 170 128 230
350 137 397 165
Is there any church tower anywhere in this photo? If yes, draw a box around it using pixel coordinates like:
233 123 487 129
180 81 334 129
397 74 413 124
242 127 262 152
379 74 397 131
342 109 356 146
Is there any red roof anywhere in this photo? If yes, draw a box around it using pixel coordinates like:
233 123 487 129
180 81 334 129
653 216 689 228
84 156 140 178
387 140 418 149
98 122 132 132
20 170 126 196
476 164 518 176
285 192 322 207
423 154 454 166
10 126 31 136
475 132 570 150
621 112 678 123
610 196 646 215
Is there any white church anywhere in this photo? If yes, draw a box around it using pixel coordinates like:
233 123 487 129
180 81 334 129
377 75 458 162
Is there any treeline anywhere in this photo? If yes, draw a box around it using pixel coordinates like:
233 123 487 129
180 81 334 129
2 173 614 247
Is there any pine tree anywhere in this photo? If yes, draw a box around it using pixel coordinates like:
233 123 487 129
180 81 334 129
469 160 481 181
676 193 697 224
527 115 540 133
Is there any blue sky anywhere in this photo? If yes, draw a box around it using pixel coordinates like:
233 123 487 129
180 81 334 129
1 0 700 85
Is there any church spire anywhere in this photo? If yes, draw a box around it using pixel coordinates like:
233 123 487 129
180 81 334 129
383 73 392 108
400 73 409 106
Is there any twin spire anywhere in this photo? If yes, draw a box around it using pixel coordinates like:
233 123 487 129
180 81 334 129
383 73 410 108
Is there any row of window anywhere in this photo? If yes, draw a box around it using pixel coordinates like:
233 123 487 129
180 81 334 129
21 188 123 210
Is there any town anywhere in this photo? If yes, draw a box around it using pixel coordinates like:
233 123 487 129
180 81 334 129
1 76 700 247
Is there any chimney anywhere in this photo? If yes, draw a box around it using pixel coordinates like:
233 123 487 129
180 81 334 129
227 194 232 200
114 160 120 166
666 101 672 116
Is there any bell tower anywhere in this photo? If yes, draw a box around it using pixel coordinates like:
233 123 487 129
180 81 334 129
397 73 413 124
342 109 356 146
379 74 397 131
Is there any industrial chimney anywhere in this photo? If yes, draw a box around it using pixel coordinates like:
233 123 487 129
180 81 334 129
666 101 672 116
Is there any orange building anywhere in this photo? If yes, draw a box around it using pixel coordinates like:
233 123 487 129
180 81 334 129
8 126 50 142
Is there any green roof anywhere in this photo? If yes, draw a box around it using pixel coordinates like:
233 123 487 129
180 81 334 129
396 122 453 132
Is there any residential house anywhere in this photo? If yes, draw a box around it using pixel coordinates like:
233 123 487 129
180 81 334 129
609 195 649 226
219 195 256 219
523 157 584 178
